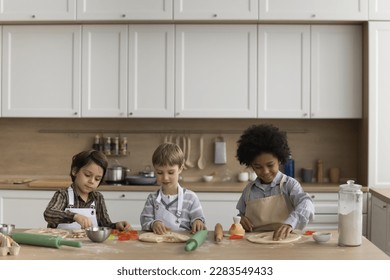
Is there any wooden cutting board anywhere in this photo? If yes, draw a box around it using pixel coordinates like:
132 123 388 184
28 179 71 189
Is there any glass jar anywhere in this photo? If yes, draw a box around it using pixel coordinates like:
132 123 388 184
338 180 363 246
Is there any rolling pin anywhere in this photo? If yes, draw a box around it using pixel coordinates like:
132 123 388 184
214 223 223 242
185 230 208 252
11 232 82 249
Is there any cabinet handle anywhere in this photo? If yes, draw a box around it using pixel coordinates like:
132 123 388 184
73 112 78 115
311 195 315 199
212 14 218 18
383 205 387 209
129 112 133 116
303 113 308 117
311 14 316 18
120 194 125 198
175 112 180 116
31 15 36 19
121 14 126 18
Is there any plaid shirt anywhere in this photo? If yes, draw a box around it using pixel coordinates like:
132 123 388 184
44 185 115 228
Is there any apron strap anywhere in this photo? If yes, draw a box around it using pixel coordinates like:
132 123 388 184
67 186 95 208
245 174 288 203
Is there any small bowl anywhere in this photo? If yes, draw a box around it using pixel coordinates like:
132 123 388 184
85 227 112 243
0 224 15 235
203 175 214 182
312 232 332 243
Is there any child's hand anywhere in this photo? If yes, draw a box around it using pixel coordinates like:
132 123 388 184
191 219 205 233
74 214 93 229
115 221 133 231
240 216 253 232
152 221 170 235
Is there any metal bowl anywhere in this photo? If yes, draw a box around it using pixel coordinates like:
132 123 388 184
85 227 112 243
0 224 15 235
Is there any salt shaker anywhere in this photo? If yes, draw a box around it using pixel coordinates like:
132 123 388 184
338 180 363 246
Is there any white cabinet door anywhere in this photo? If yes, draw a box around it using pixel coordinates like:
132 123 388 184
369 22 390 188
2 26 81 117
101 191 149 230
0 0 76 20
369 0 390 20
259 0 368 20
175 25 257 118
258 24 362 119
173 0 258 20
128 25 175 118
370 196 388 252
0 190 53 228
197 192 241 230
81 25 128 118
311 25 362 119
258 25 310 118
77 0 173 20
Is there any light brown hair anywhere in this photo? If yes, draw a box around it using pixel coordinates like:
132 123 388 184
152 143 185 168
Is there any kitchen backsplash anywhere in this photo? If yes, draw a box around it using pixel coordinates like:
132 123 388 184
0 118 365 184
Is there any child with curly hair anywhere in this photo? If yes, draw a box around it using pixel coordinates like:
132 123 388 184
235 124 314 241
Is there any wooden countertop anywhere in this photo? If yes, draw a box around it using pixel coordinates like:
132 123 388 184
3 230 388 260
0 178 368 193
369 188 390 204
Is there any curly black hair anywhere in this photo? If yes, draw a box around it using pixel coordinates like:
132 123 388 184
236 124 291 167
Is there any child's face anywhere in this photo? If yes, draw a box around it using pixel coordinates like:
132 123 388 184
154 164 183 190
72 162 104 196
251 153 280 184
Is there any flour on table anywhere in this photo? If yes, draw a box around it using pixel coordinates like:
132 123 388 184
138 232 190 243
246 231 301 244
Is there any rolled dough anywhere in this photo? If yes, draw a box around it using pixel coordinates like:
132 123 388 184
246 231 301 244
138 232 190 243
24 228 87 239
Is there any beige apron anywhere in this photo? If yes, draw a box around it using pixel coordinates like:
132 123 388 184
57 187 98 230
245 175 289 231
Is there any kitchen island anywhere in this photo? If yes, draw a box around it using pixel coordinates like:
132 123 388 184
3 231 388 260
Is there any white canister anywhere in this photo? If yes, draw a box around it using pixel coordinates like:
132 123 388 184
338 180 363 246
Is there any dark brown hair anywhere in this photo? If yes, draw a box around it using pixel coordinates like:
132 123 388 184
70 149 108 185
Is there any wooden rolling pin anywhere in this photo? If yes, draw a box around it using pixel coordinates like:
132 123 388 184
12 232 82 249
184 230 208 252
214 223 223 242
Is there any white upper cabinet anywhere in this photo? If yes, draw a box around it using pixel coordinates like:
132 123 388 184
258 24 362 119
77 0 173 20
0 0 76 20
2 26 81 117
128 25 175 118
173 0 258 20
369 22 390 188
259 0 368 20
311 25 362 118
258 25 310 118
175 25 257 118
369 0 390 20
81 25 128 118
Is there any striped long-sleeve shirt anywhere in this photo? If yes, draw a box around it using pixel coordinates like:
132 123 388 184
140 186 206 231
43 185 115 228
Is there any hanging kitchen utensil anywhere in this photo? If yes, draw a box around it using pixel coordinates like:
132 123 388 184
214 136 227 164
185 136 195 168
197 136 206 170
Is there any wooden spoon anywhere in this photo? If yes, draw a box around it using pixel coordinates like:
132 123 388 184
197 136 206 170
185 136 195 168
